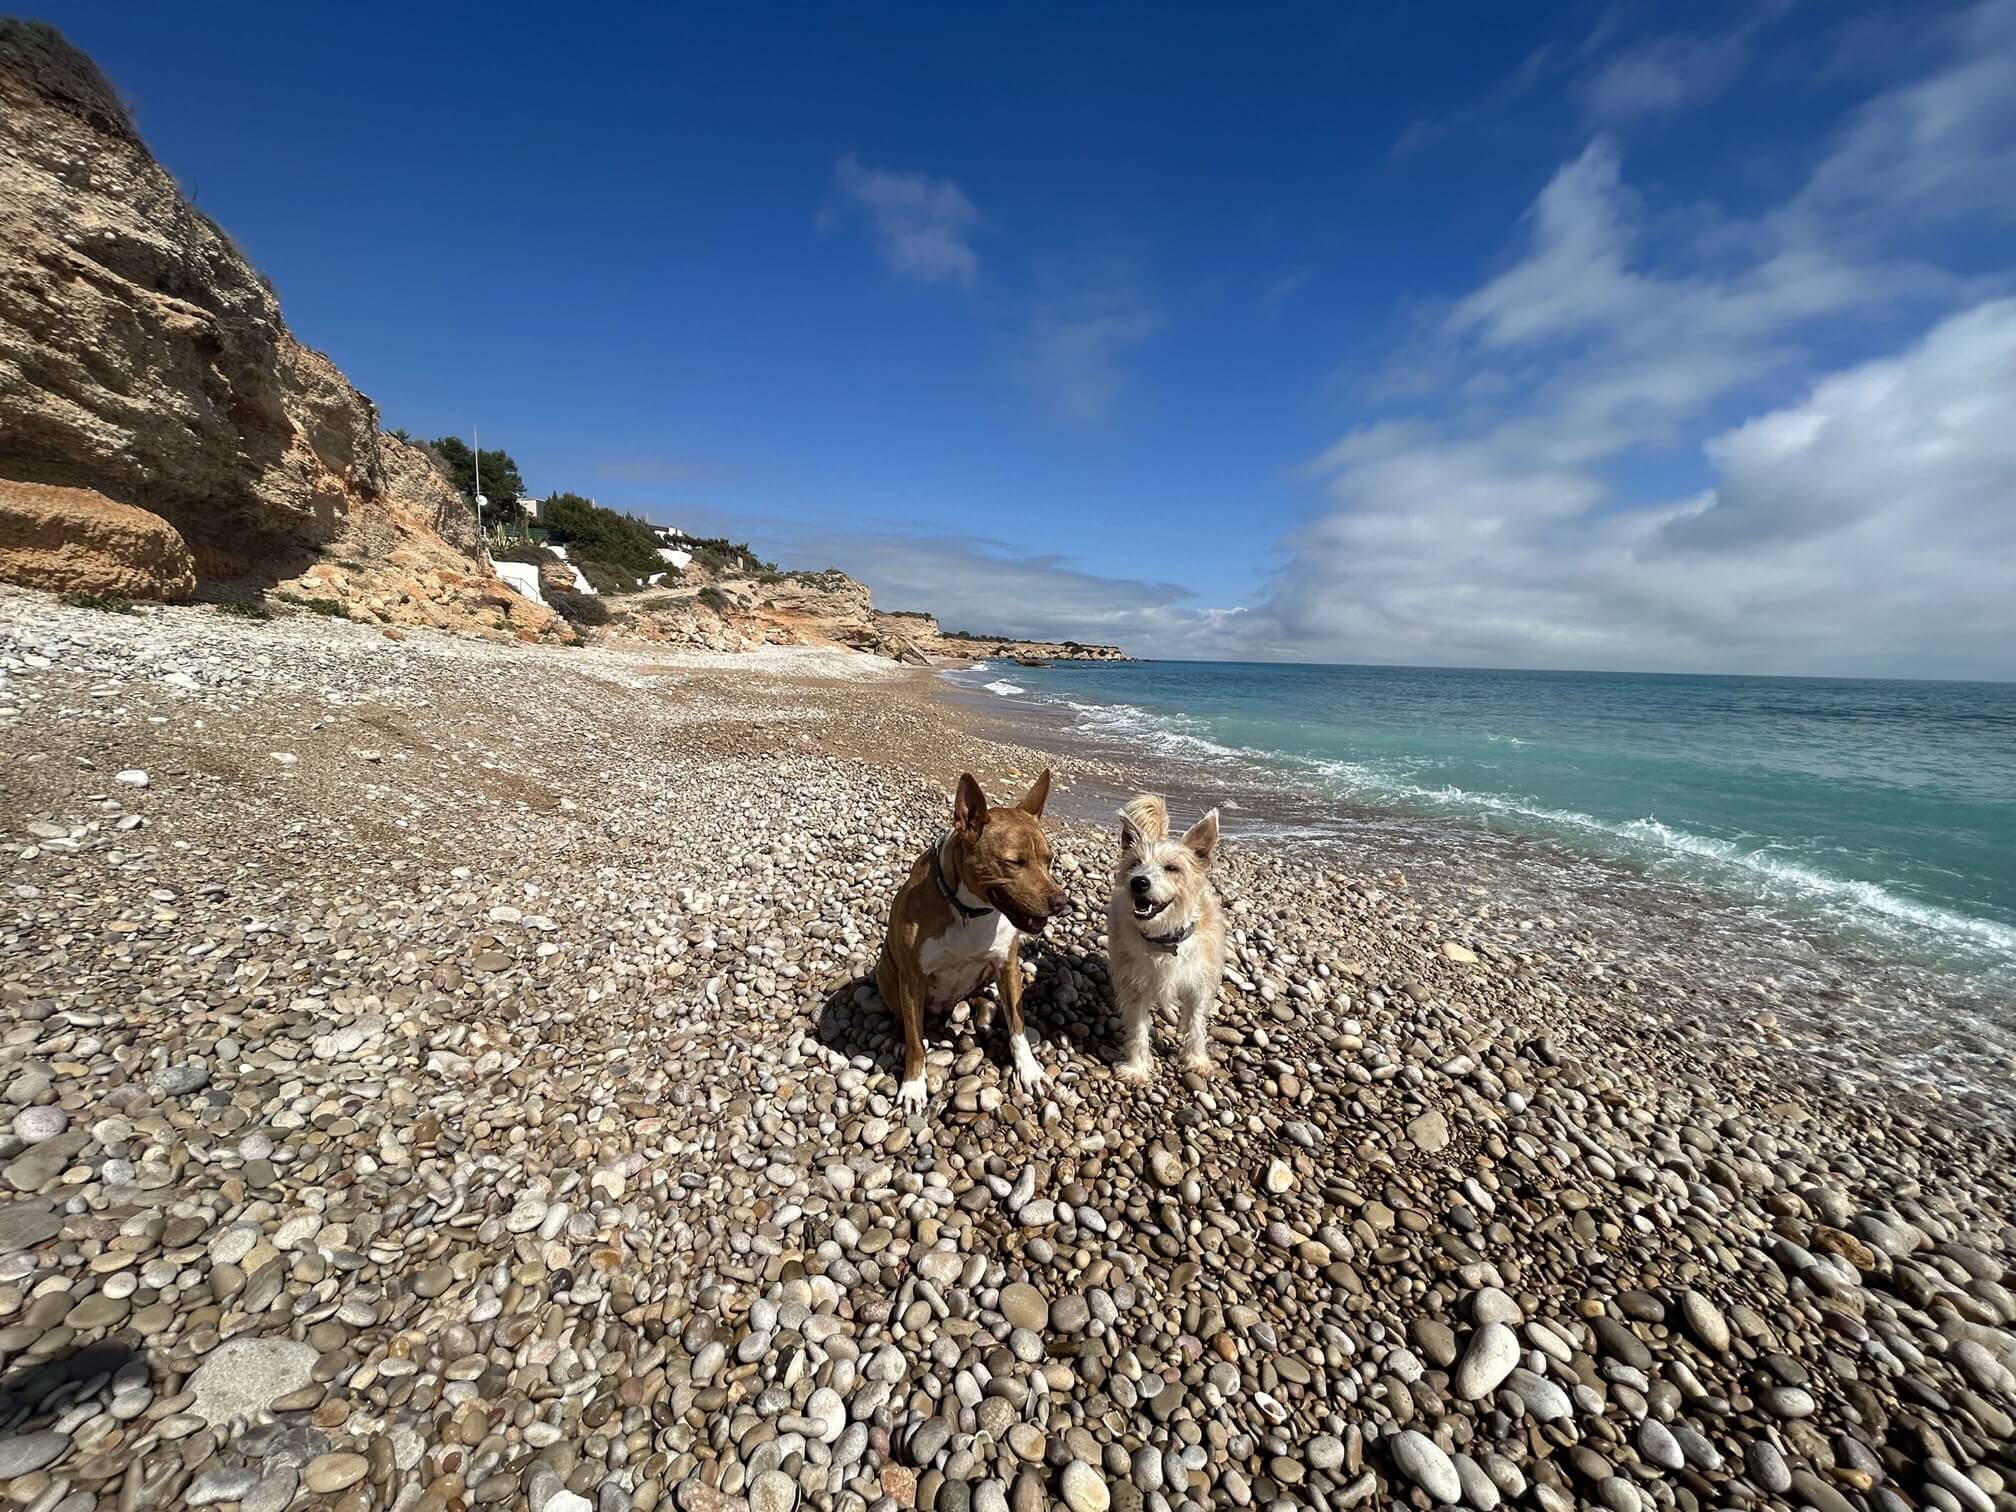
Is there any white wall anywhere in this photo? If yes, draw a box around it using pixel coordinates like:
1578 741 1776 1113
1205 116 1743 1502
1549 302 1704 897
493 560 545 606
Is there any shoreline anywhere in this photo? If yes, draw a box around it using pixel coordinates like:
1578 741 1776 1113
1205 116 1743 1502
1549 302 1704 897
4 589 2015 1512
932 667 2016 1122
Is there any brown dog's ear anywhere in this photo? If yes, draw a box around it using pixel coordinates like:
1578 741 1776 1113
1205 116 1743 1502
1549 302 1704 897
1182 808 1220 866
953 773 990 835
1018 768 1053 817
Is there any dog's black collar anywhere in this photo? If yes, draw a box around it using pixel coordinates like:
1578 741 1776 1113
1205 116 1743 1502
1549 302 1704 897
1138 920 1195 952
931 832 995 919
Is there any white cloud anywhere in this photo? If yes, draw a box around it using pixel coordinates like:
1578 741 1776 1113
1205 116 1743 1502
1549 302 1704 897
1657 299 2016 561
1445 138 1647 350
1419 135 1921 481
1249 301 2016 677
1013 285 1164 424
1217 2 2016 678
824 153 981 289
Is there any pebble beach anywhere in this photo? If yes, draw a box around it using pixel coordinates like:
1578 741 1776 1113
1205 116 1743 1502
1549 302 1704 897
3 588 2014 1512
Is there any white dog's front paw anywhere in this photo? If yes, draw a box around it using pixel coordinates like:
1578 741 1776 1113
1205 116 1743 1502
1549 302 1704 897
1009 1033 1048 1094
1115 1056 1153 1085
897 1074 928 1113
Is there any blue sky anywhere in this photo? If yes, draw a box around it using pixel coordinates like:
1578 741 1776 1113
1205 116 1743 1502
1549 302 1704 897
35 0 2016 675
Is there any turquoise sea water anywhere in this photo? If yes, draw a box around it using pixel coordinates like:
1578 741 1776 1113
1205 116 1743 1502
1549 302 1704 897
958 660 2016 1005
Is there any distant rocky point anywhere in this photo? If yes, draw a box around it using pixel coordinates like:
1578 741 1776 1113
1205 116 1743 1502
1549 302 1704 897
585 566 1132 662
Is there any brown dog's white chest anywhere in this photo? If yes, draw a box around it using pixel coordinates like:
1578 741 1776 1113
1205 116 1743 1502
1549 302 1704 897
917 909 1018 1008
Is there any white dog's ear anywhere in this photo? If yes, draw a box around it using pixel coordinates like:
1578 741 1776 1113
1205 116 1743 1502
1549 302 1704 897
1018 767 1052 817
1182 808 1220 866
953 773 990 835
1119 794 1167 852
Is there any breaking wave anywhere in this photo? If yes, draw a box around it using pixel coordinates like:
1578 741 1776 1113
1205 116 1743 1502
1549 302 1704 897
1052 691 2016 987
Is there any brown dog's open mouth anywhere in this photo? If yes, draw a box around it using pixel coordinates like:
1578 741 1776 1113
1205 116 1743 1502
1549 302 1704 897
998 899 1050 934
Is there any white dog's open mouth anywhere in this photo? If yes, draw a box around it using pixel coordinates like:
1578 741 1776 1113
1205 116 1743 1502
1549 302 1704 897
1132 897 1170 920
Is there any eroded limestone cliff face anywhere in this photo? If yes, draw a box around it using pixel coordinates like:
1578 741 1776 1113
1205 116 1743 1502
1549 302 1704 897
0 21 555 638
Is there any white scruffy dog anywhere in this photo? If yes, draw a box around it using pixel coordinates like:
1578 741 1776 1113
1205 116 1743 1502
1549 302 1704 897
1108 794 1227 1081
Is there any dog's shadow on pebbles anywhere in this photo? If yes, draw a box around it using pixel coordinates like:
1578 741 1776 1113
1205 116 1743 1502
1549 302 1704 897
1022 940 1131 1067
810 975 1002 1080
813 947 1128 1082
814 975 903 1078
0 1341 144 1435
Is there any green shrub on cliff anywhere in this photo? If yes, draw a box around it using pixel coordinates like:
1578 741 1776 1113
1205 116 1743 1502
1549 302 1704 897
569 556 642 595
681 535 775 576
548 589 611 627
491 542 559 568
540 493 662 580
430 436 526 521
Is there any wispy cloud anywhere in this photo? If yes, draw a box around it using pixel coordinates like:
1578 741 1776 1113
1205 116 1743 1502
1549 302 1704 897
1397 4 1790 154
822 152 981 289
1390 44 1556 159
1261 265 1316 315
1579 20 1764 124
1792 0 2016 231
1013 284 1164 424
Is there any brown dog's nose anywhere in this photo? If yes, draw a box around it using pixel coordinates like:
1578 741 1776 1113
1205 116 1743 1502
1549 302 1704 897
1048 887 1070 915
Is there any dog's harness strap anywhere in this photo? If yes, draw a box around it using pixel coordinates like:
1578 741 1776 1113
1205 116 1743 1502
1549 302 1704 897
931 832 995 919
1139 921 1195 952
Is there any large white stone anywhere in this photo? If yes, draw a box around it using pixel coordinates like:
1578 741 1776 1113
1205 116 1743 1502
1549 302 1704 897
187 1337 320 1426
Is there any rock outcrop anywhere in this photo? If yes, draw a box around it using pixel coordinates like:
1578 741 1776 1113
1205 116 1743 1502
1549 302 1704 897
604 593 775 653
0 21 556 640
871 607 1131 663
580 564 1130 663
913 632 1131 663
0 480 196 600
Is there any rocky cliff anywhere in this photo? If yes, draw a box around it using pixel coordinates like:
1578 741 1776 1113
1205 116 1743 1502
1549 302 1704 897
0 21 556 638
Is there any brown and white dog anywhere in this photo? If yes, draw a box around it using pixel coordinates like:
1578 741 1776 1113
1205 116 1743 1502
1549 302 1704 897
1109 794 1227 1081
875 770 1069 1111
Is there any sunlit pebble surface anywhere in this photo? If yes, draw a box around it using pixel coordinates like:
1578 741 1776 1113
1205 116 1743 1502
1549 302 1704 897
3 585 2016 1512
